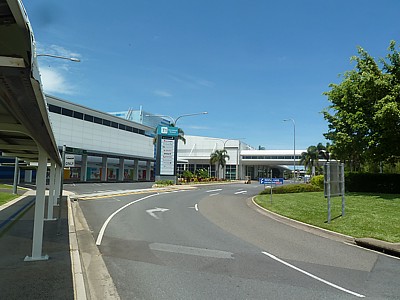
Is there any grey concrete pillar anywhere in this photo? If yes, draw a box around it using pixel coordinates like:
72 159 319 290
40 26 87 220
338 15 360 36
25 169 33 183
146 161 151 181
133 160 138 181
25 146 49 261
101 156 107 181
118 158 125 181
80 154 88 182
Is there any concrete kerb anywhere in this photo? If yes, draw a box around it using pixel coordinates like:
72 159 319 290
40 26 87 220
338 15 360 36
250 196 400 258
66 192 88 300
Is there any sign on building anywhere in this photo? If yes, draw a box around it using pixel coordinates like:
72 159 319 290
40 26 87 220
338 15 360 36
64 154 75 167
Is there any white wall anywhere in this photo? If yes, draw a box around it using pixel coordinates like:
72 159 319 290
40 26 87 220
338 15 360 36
49 113 154 157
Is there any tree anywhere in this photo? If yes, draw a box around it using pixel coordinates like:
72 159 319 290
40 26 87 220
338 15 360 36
300 146 319 176
210 149 230 179
323 41 400 170
317 142 331 162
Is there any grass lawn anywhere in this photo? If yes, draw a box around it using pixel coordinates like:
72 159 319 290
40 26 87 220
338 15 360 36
254 192 400 243
0 184 19 206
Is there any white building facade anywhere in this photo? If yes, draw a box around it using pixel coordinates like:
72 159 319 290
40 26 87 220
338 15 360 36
43 95 305 183
46 95 155 182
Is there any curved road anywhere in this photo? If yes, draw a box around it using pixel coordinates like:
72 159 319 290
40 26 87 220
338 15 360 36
73 183 400 299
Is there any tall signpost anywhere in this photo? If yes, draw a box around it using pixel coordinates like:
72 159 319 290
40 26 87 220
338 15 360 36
155 126 179 184
324 162 345 223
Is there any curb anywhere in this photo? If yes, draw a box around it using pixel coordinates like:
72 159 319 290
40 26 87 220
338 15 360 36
67 195 88 300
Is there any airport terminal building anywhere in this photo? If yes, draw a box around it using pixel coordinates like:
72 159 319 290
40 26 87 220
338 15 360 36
1 95 304 182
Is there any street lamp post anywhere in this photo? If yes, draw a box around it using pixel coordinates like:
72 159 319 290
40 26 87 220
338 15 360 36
37 54 81 62
146 112 208 183
284 118 296 181
207 138 244 180
146 112 208 126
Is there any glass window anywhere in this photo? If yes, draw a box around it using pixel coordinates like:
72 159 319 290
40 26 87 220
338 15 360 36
94 117 102 124
111 122 118 128
103 119 111 126
61 108 73 117
48 104 61 114
84 114 94 122
73 111 84 119
119 124 126 130
125 126 133 132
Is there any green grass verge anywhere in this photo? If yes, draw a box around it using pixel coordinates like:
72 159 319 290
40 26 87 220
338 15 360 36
0 192 19 206
254 192 400 243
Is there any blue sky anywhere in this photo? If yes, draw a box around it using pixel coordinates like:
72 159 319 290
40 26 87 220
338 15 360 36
24 0 400 150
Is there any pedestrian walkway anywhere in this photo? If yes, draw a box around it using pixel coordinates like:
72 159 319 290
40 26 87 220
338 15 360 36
0 192 74 299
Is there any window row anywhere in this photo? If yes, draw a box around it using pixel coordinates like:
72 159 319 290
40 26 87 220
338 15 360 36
48 104 145 135
242 155 301 160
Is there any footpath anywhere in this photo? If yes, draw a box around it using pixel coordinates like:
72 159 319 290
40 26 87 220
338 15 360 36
0 190 74 299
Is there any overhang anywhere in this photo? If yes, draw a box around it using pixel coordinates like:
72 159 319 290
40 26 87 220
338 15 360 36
0 0 61 165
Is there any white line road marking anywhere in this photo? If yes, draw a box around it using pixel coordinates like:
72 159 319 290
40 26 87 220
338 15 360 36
234 190 247 195
209 193 220 196
261 251 366 298
194 203 198 211
206 188 222 193
96 194 157 245
150 243 234 259
146 207 169 219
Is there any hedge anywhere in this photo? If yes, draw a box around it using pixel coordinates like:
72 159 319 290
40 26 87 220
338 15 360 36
259 184 322 195
345 173 400 194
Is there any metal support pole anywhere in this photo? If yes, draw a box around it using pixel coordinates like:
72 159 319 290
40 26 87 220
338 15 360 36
340 163 345 216
25 146 49 261
12 157 19 194
54 164 61 206
326 163 331 224
57 145 66 235
45 161 56 220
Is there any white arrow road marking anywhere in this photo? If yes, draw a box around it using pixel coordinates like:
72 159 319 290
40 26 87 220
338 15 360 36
262 251 366 298
146 207 170 219
96 194 157 245
234 190 247 195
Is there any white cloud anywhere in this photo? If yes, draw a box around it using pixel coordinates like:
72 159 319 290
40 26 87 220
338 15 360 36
153 90 172 97
40 67 75 95
35 43 81 95
168 73 215 89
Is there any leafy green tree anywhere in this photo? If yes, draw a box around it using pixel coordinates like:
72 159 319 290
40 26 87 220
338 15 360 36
300 146 319 176
323 41 400 171
317 142 331 162
210 149 230 179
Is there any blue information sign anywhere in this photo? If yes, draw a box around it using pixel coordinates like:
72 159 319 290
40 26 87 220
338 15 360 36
157 126 179 137
259 178 284 185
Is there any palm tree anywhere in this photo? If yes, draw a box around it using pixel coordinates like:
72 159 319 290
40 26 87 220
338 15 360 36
300 145 319 176
317 142 331 162
210 149 230 179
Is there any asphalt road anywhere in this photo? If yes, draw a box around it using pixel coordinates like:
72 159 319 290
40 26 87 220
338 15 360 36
71 183 400 299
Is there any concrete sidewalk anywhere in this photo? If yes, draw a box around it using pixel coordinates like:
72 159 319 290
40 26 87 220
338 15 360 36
0 192 74 299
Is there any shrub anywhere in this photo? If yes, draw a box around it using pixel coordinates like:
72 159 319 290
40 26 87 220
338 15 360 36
259 184 322 195
182 170 193 182
310 175 324 189
345 173 400 194
155 180 174 186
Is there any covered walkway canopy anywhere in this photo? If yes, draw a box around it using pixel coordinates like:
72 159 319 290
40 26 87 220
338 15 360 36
0 0 62 261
